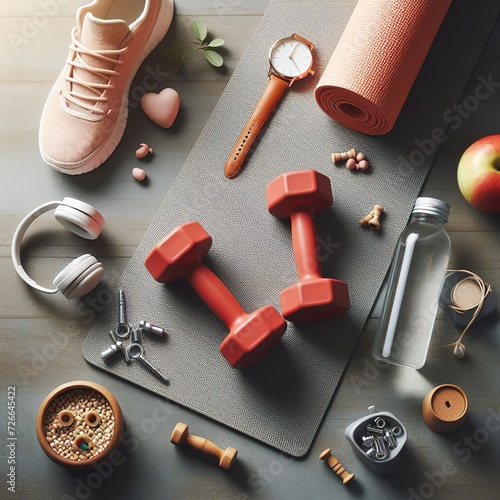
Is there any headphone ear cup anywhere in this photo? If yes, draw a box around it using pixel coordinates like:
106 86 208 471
54 198 105 240
53 254 104 299
64 261 104 300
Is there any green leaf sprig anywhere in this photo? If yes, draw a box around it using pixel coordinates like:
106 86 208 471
163 20 225 73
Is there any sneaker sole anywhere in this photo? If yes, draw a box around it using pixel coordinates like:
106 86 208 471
41 0 175 175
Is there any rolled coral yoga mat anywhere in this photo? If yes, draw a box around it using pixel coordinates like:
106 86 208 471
314 0 453 135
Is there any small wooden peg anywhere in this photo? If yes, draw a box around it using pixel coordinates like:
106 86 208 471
170 422 237 470
332 148 357 163
368 204 383 230
319 449 355 484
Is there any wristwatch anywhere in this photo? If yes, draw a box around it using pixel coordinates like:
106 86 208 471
224 34 315 178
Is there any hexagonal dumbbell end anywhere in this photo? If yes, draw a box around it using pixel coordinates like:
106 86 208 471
145 221 212 283
266 169 333 219
220 305 287 369
170 422 238 470
267 170 350 323
281 278 350 323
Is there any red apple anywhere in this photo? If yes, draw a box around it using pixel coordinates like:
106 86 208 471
457 135 500 213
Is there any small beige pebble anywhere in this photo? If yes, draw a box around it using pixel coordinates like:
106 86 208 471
132 167 147 182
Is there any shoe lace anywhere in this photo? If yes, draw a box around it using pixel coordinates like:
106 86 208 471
62 27 129 115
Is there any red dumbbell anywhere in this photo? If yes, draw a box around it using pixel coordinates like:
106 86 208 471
266 169 350 323
144 221 287 368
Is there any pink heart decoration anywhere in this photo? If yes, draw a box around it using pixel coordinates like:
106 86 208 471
141 88 180 128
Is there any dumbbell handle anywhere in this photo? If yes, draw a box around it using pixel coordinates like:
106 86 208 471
183 433 225 460
186 263 247 329
290 210 322 281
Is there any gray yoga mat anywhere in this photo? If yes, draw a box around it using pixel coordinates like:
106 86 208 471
83 0 500 456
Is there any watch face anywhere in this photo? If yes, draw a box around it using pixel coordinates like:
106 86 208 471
269 37 313 79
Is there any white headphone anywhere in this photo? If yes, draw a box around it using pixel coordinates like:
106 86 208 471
11 197 105 299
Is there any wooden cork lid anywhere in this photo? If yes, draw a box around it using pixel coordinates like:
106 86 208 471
451 278 484 309
422 384 468 433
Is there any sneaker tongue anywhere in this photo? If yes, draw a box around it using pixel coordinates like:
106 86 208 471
80 12 129 51
68 13 130 112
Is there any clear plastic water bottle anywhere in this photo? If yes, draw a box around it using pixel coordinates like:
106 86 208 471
372 197 451 369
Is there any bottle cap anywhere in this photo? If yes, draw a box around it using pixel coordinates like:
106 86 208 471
413 197 451 222
422 384 468 432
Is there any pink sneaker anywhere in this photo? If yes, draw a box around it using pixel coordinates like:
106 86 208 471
39 0 174 175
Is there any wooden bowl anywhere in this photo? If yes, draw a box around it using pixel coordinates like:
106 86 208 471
36 381 124 468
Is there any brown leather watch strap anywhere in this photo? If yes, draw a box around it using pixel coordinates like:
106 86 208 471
224 74 290 178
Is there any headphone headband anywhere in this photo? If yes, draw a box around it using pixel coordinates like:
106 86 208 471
11 201 61 294
11 198 105 295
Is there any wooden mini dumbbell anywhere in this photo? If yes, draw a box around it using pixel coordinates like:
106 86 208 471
319 449 355 484
332 148 356 163
170 422 237 470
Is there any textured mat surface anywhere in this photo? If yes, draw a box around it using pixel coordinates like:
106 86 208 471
83 0 499 456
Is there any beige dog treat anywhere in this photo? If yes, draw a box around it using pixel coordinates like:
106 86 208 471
368 204 383 229
360 204 383 229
